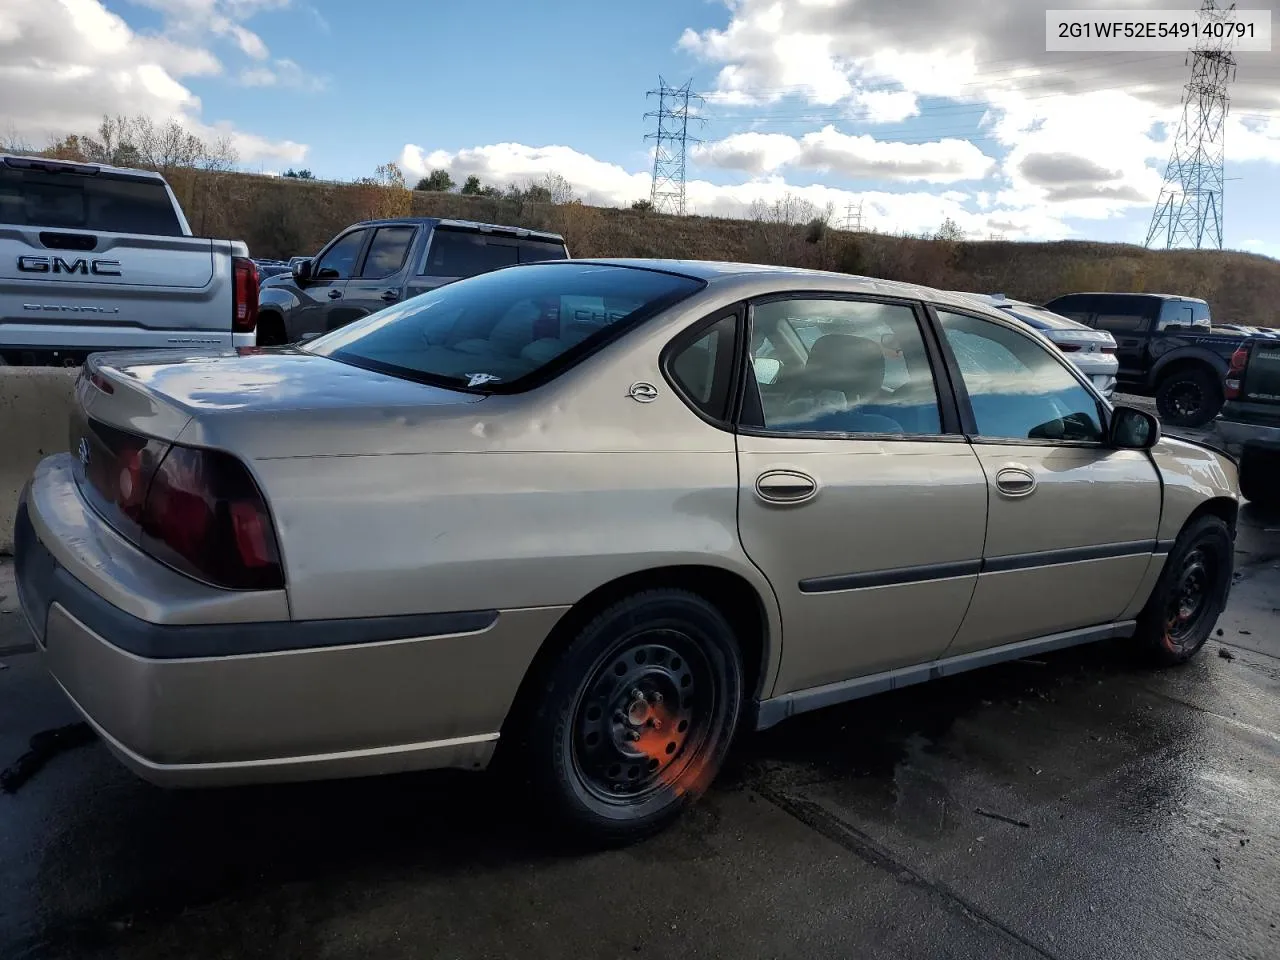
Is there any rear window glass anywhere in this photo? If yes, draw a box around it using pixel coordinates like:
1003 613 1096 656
519 238 568 263
422 229 519 277
307 263 704 393
0 168 184 236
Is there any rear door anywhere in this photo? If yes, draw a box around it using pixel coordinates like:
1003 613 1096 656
1091 297 1155 380
733 294 989 696
342 224 418 315
1241 338 1280 405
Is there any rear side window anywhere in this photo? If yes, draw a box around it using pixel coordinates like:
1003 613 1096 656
667 313 739 420
519 238 568 263
1096 313 1148 332
0 168 183 236
360 226 415 279
307 263 704 393
422 229 519 277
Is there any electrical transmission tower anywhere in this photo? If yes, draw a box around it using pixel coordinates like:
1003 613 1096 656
1145 0 1238 250
645 77 703 215
842 200 864 231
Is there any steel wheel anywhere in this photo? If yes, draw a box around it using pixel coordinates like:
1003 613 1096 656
513 588 744 843
569 629 716 804
1163 546 1216 653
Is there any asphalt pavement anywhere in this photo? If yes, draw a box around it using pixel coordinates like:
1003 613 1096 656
2 503 1278 960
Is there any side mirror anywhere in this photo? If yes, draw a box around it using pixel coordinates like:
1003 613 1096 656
1109 405 1160 450
291 258 313 282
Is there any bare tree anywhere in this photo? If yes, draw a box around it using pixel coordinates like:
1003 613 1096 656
749 193 834 227
540 172 577 205
935 217 966 242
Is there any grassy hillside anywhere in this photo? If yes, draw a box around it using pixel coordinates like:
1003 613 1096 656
182 170 1279 326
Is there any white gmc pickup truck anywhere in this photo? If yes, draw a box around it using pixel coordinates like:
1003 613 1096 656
0 154 258 366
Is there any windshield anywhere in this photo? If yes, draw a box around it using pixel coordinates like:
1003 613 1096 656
305 263 704 391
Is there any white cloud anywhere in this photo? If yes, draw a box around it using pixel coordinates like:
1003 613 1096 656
238 58 326 91
0 0 309 166
400 138 1072 240
695 126 994 183
850 89 919 124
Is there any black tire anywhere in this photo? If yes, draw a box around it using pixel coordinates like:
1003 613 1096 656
1155 366 1223 428
514 589 744 845
256 312 288 347
1239 446 1280 511
1135 515 1233 665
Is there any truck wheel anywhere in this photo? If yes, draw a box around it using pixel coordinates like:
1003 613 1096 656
256 313 288 347
1240 446 1280 511
1155 367 1223 428
1135 514 1233 666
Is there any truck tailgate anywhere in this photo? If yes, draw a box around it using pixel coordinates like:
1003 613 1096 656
0 228 230 337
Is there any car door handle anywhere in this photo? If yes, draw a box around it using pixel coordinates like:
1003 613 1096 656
380 290 400 302
994 465 1037 498
327 289 342 299
755 470 818 505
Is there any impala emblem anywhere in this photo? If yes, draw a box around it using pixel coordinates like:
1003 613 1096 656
628 381 659 403
77 437 90 467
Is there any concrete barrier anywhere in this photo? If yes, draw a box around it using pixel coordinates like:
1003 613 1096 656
1 368 78 554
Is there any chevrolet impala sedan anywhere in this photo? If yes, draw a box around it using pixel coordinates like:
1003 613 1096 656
15 259 1240 842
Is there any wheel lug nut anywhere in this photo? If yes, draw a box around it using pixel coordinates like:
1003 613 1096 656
628 730 641 741
652 719 663 730
652 692 663 703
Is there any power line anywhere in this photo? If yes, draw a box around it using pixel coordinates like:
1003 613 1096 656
645 77 704 216
1146 1 1239 250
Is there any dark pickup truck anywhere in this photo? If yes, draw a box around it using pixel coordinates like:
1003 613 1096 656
1217 338 1280 510
1043 292 1243 427
256 217 569 345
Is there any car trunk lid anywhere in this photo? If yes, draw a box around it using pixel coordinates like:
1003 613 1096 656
79 347 487 456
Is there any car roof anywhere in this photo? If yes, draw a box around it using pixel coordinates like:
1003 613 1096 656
1050 291 1206 303
351 216 565 242
566 258 1005 315
1 152 167 182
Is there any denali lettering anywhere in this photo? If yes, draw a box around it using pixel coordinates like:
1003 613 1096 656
17 256 123 276
22 303 121 314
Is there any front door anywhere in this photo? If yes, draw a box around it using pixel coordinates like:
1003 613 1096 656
342 224 418 316
933 308 1161 654
734 295 989 697
295 227 370 339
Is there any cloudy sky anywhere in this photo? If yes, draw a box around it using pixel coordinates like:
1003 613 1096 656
3 0 1280 251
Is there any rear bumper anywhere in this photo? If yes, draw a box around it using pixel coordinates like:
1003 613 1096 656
14 458 564 786
1215 409 1280 453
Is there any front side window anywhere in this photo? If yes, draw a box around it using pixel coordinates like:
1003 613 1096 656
938 310 1104 443
360 226 415 279
315 229 368 280
306 263 704 392
747 298 943 436
422 229 519 278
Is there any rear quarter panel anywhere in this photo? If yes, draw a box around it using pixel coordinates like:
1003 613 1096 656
254 289 785 692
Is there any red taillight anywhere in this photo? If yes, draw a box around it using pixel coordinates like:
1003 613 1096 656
1099 345 1116 354
1225 345 1249 399
232 257 260 334
139 444 283 590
